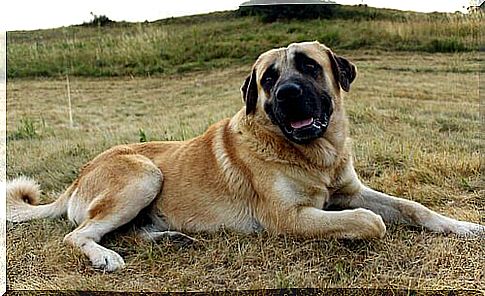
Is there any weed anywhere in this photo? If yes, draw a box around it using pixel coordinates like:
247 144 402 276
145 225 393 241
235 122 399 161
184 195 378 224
275 271 295 289
138 128 148 143
8 118 38 140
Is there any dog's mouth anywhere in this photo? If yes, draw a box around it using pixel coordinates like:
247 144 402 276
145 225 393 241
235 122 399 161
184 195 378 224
289 117 315 129
282 115 328 144
263 81 333 145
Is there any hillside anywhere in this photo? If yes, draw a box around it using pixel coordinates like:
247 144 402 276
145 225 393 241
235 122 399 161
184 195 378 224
6 6 483 78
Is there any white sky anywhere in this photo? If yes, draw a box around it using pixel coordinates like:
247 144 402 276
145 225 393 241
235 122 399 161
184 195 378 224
0 0 472 31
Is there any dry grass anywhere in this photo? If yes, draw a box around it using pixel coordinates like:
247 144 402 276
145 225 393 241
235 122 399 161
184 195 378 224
6 51 484 291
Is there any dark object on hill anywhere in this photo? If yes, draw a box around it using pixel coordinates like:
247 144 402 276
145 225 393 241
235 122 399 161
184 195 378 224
238 1 409 22
239 4 338 22
83 12 115 27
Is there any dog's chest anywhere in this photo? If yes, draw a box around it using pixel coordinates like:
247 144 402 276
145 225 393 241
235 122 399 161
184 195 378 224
273 173 329 209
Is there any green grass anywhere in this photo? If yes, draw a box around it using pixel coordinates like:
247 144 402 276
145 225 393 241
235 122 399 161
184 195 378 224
7 117 39 140
6 51 484 291
6 8 483 78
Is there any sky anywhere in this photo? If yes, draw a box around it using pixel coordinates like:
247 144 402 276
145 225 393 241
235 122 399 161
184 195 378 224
0 0 473 31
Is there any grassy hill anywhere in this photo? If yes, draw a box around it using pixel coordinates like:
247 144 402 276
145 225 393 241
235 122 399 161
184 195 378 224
7 6 483 78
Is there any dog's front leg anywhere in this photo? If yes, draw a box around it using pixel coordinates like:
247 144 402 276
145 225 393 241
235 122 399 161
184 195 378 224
269 205 386 239
330 186 484 237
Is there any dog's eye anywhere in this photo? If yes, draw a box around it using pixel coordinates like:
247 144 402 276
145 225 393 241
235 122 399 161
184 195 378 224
294 52 321 78
303 63 319 77
304 63 315 70
264 76 274 85
261 67 279 90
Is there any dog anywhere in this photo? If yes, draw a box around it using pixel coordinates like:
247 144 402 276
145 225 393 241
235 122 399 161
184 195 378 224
7 41 484 272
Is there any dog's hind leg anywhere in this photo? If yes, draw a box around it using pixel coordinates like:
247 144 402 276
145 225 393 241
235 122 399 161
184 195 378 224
133 209 199 245
138 224 199 246
63 147 163 272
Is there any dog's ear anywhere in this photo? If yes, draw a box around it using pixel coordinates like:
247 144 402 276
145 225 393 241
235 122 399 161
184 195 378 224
241 69 258 115
327 52 357 92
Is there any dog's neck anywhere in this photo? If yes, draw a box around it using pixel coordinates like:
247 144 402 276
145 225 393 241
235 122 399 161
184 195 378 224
231 109 349 170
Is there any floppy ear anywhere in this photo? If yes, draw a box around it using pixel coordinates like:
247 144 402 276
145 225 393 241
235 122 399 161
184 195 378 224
327 52 357 92
241 69 258 115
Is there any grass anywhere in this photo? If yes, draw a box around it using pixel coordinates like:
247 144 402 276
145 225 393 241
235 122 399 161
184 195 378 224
6 49 484 291
6 9 484 78
7 118 39 140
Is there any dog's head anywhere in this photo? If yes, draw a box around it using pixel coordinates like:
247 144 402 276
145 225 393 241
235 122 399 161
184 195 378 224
241 41 356 144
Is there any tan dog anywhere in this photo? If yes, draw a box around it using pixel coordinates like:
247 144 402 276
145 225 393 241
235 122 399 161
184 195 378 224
7 41 484 272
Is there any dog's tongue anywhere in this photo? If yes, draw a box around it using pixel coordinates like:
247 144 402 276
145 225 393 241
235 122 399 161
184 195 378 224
290 117 314 129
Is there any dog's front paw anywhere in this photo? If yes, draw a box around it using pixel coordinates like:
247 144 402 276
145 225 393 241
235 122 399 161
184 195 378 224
425 214 484 238
449 221 485 238
349 208 387 239
91 248 125 272
429 215 485 238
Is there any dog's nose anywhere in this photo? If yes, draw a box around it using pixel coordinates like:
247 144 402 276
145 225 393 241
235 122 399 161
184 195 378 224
276 83 302 102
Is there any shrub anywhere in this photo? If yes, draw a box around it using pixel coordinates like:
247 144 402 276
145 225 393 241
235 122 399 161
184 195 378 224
425 38 467 53
83 12 114 27
238 4 338 22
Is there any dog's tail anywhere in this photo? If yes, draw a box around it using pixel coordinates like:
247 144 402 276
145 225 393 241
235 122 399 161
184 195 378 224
6 176 73 222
